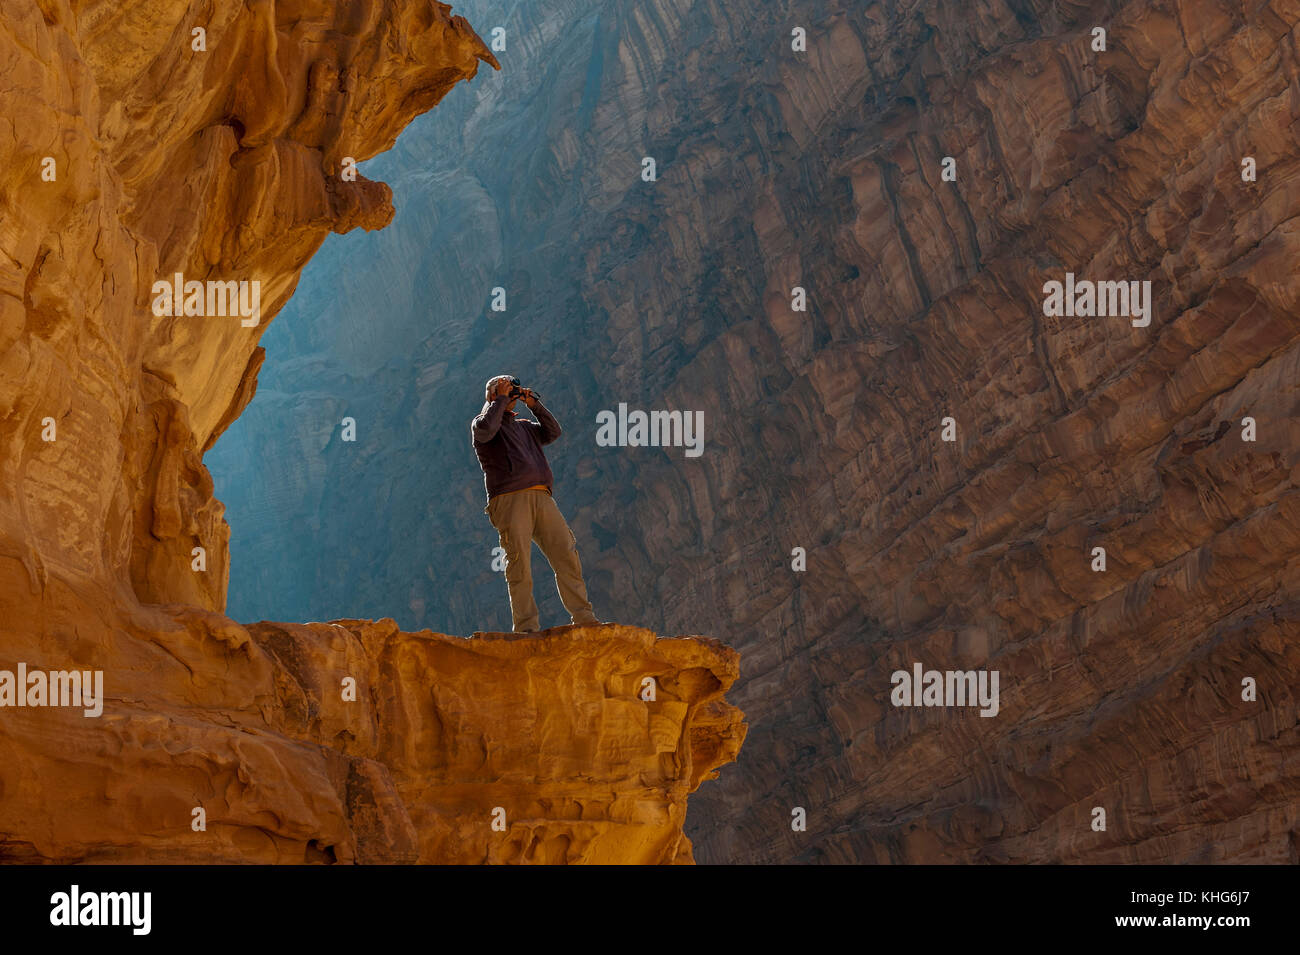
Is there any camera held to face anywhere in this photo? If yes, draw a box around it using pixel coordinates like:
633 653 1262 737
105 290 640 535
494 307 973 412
507 377 541 402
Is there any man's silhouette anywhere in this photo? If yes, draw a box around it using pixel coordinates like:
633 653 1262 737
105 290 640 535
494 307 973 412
471 375 599 632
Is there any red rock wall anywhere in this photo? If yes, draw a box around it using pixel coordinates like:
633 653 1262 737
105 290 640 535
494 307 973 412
679 0 1300 863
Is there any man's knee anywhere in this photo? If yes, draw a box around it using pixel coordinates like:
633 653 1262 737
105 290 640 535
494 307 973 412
496 529 529 582
504 555 528 585
540 502 578 551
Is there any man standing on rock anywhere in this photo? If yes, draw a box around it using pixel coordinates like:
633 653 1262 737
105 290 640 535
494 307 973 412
472 375 600 632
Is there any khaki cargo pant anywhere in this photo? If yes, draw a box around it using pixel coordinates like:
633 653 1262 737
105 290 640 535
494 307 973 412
486 488 598 632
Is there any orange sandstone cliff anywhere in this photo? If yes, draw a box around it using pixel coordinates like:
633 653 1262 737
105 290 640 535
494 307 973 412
0 0 744 863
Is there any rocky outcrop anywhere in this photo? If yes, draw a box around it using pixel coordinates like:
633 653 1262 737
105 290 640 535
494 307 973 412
0 0 743 863
0 611 742 863
210 0 1300 863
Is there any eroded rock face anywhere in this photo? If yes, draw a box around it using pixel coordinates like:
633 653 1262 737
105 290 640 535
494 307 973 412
0 609 742 863
0 1 743 863
2 0 498 610
210 0 1300 863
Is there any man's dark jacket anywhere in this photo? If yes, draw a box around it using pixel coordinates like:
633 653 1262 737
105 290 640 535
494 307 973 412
471 395 561 500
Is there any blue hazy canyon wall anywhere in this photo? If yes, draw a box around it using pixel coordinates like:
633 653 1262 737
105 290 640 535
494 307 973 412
209 0 1300 863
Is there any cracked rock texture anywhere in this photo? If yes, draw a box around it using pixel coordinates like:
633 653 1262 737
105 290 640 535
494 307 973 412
1 608 742 863
210 0 1300 863
0 0 743 863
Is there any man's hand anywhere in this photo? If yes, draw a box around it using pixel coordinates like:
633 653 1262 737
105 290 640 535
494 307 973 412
493 379 513 400
521 388 540 409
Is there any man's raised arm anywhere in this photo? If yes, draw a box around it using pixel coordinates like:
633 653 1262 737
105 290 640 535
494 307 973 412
528 396 562 444
472 395 510 442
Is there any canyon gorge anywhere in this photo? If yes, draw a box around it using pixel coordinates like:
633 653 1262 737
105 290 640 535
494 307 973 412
210 0 1300 864
1 0 1296 865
